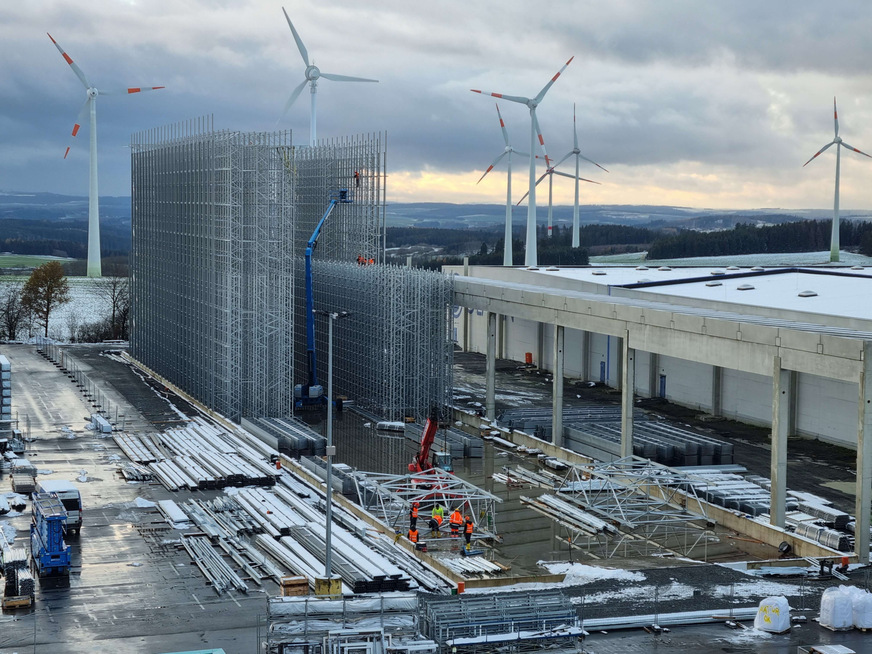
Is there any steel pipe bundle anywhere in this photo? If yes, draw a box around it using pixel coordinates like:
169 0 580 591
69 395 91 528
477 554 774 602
181 535 248 594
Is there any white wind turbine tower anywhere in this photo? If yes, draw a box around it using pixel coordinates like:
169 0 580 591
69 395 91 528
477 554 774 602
472 57 574 267
279 7 378 146
803 97 872 263
552 103 608 248
476 104 529 266
48 33 164 278
516 157 598 236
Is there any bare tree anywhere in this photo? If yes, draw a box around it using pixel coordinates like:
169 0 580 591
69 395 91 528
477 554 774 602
21 261 71 337
0 283 27 341
94 266 129 340
65 309 80 343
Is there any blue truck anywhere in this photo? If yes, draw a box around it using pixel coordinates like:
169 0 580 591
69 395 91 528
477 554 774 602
30 493 72 576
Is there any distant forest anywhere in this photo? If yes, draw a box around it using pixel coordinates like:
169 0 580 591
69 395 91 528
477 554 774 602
648 219 872 259
0 219 130 259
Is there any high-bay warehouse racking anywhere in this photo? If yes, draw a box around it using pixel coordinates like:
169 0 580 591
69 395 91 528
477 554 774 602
130 120 452 423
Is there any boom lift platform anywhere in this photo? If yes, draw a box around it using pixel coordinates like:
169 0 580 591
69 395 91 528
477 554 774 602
295 189 353 409
30 493 71 576
408 407 453 473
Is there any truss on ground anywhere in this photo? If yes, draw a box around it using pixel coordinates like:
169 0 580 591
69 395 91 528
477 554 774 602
525 456 717 559
353 468 501 538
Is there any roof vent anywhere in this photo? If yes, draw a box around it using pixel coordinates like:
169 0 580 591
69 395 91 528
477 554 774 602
710 270 725 276
726 266 740 271
658 266 672 271
636 266 649 271
751 266 764 271
852 265 864 270
545 266 559 271
638 278 652 283
526 266 539 271
706 281 722 287
737 284 755 291
798 290 818 297
592 270 607 276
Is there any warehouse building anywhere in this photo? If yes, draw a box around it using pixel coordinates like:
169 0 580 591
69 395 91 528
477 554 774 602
448 263 872 558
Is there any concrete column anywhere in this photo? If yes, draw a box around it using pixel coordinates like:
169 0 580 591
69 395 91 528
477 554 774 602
712 366 723 417
580 330 591 381
648 353 659 398
855 342 872 560
770 357 790 528
536 322 545 369
552 325 565 448
620 333 635 459
614 336 624 391
461 257 469 352
486 312 497 421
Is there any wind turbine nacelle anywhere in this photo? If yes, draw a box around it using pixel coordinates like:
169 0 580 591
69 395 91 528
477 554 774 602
306 65 321 81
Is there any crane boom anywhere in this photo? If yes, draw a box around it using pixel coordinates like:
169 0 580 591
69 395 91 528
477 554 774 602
296 188 351 407
409 407 440 473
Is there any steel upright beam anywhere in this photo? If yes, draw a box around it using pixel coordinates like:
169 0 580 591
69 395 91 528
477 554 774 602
770 357 789 528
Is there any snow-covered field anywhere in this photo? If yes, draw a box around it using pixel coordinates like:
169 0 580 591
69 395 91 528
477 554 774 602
0 276 107 341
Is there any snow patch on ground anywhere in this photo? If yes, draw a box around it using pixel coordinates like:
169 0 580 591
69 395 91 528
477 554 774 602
1 522 16 545
578 581 696 605
540 561 646 584
712 581 804 599
133 497 156 509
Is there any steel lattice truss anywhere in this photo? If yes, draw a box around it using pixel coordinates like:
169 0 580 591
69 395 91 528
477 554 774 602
353 468 501 538
526 456 717 559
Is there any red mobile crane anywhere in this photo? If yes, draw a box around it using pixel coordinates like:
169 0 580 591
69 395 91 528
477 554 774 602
408 407 453 473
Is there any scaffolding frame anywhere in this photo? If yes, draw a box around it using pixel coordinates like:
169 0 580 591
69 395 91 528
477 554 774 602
131 120 452 425
527 457 716 559
352 468 500 538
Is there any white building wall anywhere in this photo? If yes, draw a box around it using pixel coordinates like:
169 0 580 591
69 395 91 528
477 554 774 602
796 373 857 447
721 368 773 427
658 356 713 411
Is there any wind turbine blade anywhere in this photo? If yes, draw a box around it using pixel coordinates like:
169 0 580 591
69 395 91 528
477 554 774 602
477 151 509 184
838 141 872 159
319 72 378 83
64 99 90 159
532 111 550 167
802 141 835 167
47 33 90 88
516 171 549 206
573 103 579 150
533 56 574 104
278 78 308 123
282 7 309 66
552 152 574 169
552 170 600 184
470 89 530 105
512 150 530 158
579 153 609 172
99 86 165 95
496 104 509 147
834 96 839 137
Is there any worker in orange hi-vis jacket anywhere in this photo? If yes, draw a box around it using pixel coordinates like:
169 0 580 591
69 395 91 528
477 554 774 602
410 501 419 530
449 508 463 538
464 515 474 550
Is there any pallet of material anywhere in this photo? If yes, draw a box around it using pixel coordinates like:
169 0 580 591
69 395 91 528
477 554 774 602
280 575 309 597
1 594 32 609
10 474 35 494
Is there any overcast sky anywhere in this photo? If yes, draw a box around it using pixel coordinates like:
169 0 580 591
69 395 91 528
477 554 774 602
3 0 872 210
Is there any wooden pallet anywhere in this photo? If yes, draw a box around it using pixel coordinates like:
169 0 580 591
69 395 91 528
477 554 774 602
280 575 309 597
2 595 33 610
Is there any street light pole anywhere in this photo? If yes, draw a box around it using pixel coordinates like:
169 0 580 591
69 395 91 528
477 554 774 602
320 309 350 582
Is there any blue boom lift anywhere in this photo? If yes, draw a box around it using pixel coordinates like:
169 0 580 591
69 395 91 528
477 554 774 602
294 188 352 408
30 492 72 576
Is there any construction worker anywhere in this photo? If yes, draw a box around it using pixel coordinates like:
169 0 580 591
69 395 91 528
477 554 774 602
408 526 419 543
431 504 444 537
353 170 360 187
410 501 419 530
428 517 439 538
368 257 374 265
357 254 365 266
464 515 474 551
449 507 463 538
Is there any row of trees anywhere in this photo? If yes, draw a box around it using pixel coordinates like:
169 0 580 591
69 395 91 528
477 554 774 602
648 220 872 259
0 261 129 343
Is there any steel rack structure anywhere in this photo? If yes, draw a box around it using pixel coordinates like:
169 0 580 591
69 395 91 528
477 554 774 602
131 119 452 426
523 456 716 559
352 468 500 539
418 590 581 653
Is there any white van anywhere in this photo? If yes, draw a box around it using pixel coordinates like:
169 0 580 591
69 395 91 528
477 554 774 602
34 480 83 536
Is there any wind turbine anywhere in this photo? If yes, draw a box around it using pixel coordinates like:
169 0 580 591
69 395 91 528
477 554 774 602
279 7 378 147
803 97 872 263
551 103 608 248
516 158 599 235
48 33 164 278
477 104 529 266
472 57 574 267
